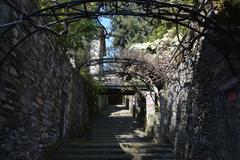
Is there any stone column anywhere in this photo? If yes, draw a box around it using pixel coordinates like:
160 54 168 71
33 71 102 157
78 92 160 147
145 91 155 133
0 0 14 34
125 96 129 109
129 95 136 117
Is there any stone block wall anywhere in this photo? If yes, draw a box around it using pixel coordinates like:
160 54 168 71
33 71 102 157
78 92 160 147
157 32 240 160
0 1 95 159
97 95 108 113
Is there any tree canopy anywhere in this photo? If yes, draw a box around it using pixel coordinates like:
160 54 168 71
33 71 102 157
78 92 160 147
39 0 99 64
111 16 154 48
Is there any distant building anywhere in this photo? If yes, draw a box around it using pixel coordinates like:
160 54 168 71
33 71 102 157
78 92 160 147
89 27 106 79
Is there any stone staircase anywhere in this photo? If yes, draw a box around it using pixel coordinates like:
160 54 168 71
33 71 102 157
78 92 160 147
53 105 176 160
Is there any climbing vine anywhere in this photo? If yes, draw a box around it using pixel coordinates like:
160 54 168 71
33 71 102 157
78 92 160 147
80 69 104 119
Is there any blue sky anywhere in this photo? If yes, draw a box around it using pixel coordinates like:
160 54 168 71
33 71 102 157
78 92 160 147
100 17 112 48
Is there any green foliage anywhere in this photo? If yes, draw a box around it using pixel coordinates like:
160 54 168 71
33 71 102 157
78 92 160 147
39 0 103 129
145 21 188 42
111 16 154 48
80 69 104 119
39 0 99 64
80 69 104 93
56 19 98 65
155 105 160 112
39 0 76 8
66 20 98 51
39 0 106 121
145 22 172 42
111 15 189 47
56 20 98 49
54 18 98 65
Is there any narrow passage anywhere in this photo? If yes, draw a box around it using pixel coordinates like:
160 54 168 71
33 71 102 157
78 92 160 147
53 105 176 160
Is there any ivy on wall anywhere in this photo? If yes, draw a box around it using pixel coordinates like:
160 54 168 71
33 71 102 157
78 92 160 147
80 69 104 119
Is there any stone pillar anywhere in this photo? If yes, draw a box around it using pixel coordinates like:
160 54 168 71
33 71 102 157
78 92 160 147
129 95 136 117
125 97 129 109
145 91 155 133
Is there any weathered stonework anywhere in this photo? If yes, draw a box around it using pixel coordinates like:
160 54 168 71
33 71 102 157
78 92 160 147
0 1 103 159
130 28 240 159
145 91 156 134
159 33 240 159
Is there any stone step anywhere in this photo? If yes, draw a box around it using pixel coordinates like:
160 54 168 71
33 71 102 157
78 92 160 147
94 121 135 124
140 147 173 154
93 124 136 126
94 121 134 124
89 135 145 139
93 122 138 128
90 130 138 133
62 142 168 149
92 126 138 129
56 148 129 155
88 135 144 138
96 117 133 120
62 142 123 149
92 126 137 129
95 122 134 124
105 114 131 116
52 105 176 160
91 128 144 131
87 138 147 141
53 154 132 160
94 121 136 123
107 115 132 117
140 153 177 160
93 126 137 131
89 133 136 136
99 110 131 112
87 138 148 143
91 128 140 131
90 131 137 134
90 130 137 133
122 143 172 149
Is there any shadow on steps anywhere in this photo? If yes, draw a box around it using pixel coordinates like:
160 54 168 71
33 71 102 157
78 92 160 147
50 105 176 160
